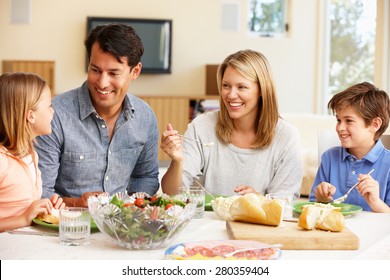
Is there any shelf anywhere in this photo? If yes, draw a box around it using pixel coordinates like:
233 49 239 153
2 60 56 96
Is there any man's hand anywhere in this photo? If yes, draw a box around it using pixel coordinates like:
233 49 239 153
63 192 103 207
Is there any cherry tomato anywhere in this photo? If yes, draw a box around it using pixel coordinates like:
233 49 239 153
135 198 145 207
165 203 174 210
124 202 133 207
150 195 158 203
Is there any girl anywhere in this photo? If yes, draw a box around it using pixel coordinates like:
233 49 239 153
0 72 65 232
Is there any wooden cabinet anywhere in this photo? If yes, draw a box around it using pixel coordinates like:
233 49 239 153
139 96 219 160
206 64 219 96
2 60 55 96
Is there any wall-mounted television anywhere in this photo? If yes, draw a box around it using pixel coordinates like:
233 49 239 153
86 17 172 74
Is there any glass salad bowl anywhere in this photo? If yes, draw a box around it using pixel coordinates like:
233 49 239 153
88 192 195 250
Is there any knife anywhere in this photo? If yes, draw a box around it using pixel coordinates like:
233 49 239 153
7 230 58 236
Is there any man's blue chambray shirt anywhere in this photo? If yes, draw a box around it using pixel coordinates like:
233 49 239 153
35 82 159 199
309 139 390 211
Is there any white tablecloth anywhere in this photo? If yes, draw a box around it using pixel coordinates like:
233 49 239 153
0 211 389 260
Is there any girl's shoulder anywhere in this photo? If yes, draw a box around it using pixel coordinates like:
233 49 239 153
0 146 10 174
0 146 12 158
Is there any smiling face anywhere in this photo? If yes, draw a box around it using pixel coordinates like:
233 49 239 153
335 105 377 158
29 85 54 138
87 42 141 117
220 66 260 123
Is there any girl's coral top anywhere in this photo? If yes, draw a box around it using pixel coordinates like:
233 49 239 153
0 146 42 218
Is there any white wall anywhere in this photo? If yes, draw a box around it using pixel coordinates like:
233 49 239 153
0 0 319 113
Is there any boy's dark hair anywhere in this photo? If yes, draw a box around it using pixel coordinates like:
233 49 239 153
328 82 390 140
84 23 144 69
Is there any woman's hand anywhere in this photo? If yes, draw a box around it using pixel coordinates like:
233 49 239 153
234 185 257 195
314 182 336 203
160 123 183 162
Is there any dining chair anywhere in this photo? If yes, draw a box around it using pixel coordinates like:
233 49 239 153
318 132 390 165
317 130 339 165
380 134 390 149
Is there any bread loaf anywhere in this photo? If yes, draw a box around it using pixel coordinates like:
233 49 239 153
37 209 60 225
298 203 344 232
229 193 284 226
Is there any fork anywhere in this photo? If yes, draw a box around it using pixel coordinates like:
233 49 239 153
177 134 215 147
193 179 216 200
333 169 374 204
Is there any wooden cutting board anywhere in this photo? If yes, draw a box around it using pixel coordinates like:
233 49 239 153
226 221 359 250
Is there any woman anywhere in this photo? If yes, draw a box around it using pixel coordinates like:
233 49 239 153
160 49 302 197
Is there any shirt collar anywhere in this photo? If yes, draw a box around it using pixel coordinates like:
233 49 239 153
0 146 8 154
78 81 135 121
341 139 385 163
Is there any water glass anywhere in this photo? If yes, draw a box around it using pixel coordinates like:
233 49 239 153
265 193 294 220
59 207 90 246
179 186 205 219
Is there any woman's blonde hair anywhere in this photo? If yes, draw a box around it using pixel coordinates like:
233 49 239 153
0 72 47 157
216 49 279 148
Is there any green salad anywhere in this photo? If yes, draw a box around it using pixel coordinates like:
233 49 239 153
98 192 193 249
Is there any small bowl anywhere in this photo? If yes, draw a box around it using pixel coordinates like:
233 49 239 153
88 192 196 250
210 196 240 221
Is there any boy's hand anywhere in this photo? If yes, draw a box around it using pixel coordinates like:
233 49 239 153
315 182 336 203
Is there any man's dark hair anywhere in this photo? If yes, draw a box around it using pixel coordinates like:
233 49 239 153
85 23 144 68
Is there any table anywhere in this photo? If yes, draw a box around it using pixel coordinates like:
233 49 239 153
0 211 389 260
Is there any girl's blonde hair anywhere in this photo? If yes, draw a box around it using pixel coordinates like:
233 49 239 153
0 72 47 157
216 49 279 148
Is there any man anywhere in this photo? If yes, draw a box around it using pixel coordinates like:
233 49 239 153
36 23 159 207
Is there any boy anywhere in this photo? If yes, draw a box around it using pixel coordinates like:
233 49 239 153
309 82 390 212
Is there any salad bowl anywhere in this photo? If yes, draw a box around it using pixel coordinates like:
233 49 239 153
88 192 196 250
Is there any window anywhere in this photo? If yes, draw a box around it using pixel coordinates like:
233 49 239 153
247 0 288 36
318 0 389 113
328 0 376 102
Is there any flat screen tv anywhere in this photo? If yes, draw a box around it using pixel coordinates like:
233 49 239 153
86 17 172 74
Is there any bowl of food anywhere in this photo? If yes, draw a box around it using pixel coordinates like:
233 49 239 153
210 195 240 220
88 192 196 250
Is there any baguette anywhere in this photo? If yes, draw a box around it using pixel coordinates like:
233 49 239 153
298 203 344 232
229 193 283 226
37 209 60 225
316 211 344 232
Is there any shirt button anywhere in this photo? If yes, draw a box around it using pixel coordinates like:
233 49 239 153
105 176 109 180
79 155 84 160
352 171 356 175
109 150 112 155
101 124 106 128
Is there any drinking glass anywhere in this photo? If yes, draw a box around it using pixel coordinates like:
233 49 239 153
179 186 205 219
59 207 90 246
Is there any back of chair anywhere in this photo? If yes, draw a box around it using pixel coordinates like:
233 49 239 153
318 132 390 165
317 130 339 165
380 134 390 149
